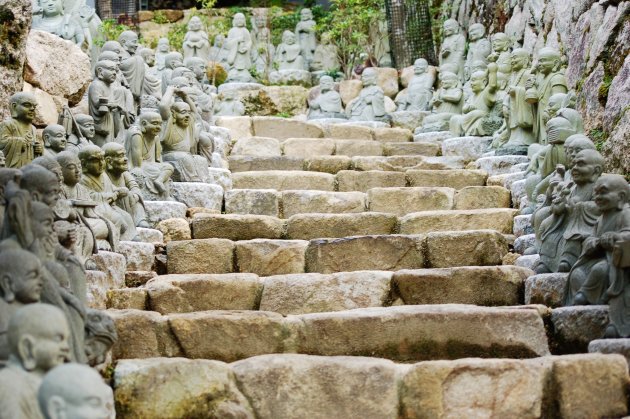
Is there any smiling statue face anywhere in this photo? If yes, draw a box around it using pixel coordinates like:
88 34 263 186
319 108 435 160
593 175 629 212
470 71 487 93
40 0 63 17
571 151 602 185
301 8 313 21
414 59 428 75
45 125 67 152
173 103 191 127
141 114 162 137
77 117 95 139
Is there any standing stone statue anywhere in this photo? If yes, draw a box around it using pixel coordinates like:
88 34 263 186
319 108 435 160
155 37 171 72
42 124 67 160
97 47 136 136
118 31 146 110
348 68 389 123
418 71 464 132
32 0 84 46
183 16 211 60
308 75 345 120
450 62 499 136
311 33 340 73
465 23 491 81
209 34 229 71
0 303 71 419
138 47 162 102
489 32 512 90
295 8 317 70
125 111 174 200
226 13 254 83
396 58 435 111
0 93 43 168
439 19 466 81
161 52 184 94
275 30 306 71
251 18 274 77
88 60 118 147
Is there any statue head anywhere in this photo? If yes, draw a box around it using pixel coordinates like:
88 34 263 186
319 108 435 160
491 32 510 52
94 60 117 85
468 23 486 41
546 116 577 145
39 0 63 18
593 174 630 212
301 8 313 21
74 114 95 140
320 32 332 45
470 70 488 93
165 52 184 70
84 309 117 366
171 102 192 128
43 124 67 153
7 303 70 376
232 12 246 28
78 145 105 177
157 37 170 53
542 92 567 125
139 111 162 139
413 58 428 75
571 149 604 186
184 57 207 81
20 164 60 207
510 48 530 71
31 201 56 257
470 60 487 74
0 248 43 304
443 19 460 37
188 16 202 31
214 34 224 48
565 134 596 166
102 142 128 176
319 75 334 92
9 92 37 123
172 66 196 86
56 151 82 187
282 30 296 45
361 68 378 87
118 30 139 55
169 76 190 90
100 41 123 60
439 71 459 89
556 107 584 134
97 51 120 67
536 47 561 75
38 363 113 419
138 47 155 67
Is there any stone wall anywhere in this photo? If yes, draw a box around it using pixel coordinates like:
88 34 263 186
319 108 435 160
438 0 629 176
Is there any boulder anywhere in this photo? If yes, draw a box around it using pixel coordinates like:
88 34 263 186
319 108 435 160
474 155 530 176
425 230 508 268
373 67 399 98
124 270 156 287
156 218 191 242
22 82 62 127
108 309 181 359
235 239 308 276
339 79 363 106
286 212 397 240
136 227 163 244
106 288 148 311
166 238 235 274
551 305 609 353
524 273 568 308
118 241 154 271
389 111 428 131
441 136 493 161
259 85 309 114
225 189 280 217
84 270 108 309
144 201 187 226
589 339 630 368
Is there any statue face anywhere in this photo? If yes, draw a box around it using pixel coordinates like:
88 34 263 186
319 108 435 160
443 20 458 36
29 314 71 372
510 52 528 70
83 151 105 176
441 76 457 89
301 8 313 21
45 127 67 152
571 154 599 185
470 73 487 93
157 39 169 52
4 257 43 303
320 76 334 92
143 51 156 66
414 59 428 74
61 158 81 186
12 95 38 123
189 17 202 31
38 177 61 207
536 53 558 74
594 179 626 212
233 13 245 28
57 387 112 419
173 105 191 127
491 35 509 52
142 116 162 137
469 25 484 41
542 100 562 126
97 63 117 84
105 148 128 174
191 62 206 79
361 70 377 86
121 35 139 54
284 32 296 45
40 0 63 17
78 119 95 139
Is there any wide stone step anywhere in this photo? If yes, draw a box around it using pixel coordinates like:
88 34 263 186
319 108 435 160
107 266 532 315
112 353 629 419
108 304 550 363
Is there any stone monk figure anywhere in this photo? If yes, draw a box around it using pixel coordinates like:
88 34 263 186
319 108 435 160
32 0 84 46
226 13 253 82
0 92 43 168
42 124 67 160
439 19 466 81
464 23 491 81
308 75 345 120
418 71 464 132
183 16 211 60
65 114 95 153
296 8 317 68
118 30 146 108
397 58 435 112
349 68 389 123
275 30 305 71
88 60 118 147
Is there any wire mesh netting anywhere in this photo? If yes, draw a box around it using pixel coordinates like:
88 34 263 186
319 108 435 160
385 0 437 68
96 0 138 22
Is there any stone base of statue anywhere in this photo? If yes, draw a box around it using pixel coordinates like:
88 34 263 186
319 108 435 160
145 201 188 226
166 155 210 183
496 144 529 156
128 170 175 202
269 70 312 87
416 118 451 133
390 110 430 131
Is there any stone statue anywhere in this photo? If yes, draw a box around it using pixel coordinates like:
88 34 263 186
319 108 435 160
565 174 630 310
295 8 317 69
308 75 345 120
275 30 306 71
38 363 113 419
118 30 146 110
488 32 511 90
542 92 566 128
183 16 211 60
63 114 94 154
0 303 70 419
155 37 170 72
97 47 136 136
418 71 464 132
226 13 254 83
450 62 499 136
78 145 138 241
348 68 389 123
42 125 67 160
525 47 568 145
0 92 43 168
138 47 162 103
439 19 466 81
396 58 435 111
209 34 229 71
214 90 245 117
311 33 340 72
125 111 174 200
464 23 491 81
251 17 274 77
88 60 118 147
161 52 184 94
184 57 214 121
83 309 117 367
32 0 84 46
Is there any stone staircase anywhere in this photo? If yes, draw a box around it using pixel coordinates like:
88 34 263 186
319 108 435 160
103 117 629 418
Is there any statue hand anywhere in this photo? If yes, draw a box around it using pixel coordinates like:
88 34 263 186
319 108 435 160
583 237 600 254
33 141 43 154
116 187 129 198
600 232 621 250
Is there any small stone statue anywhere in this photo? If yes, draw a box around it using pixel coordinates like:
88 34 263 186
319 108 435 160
155 37 170 72
161 52 184 94
0 303 70 419
214 90 245 117
439 19 466 81
183 16 211 60
138 47 162 102
417 71 464 132
88 60 118 147
209 34 229 71
308 75 345 120
488 32 512 90
396 58 435 111
118 30 146 109
42 124 67 160
32 0 84 46
83 309 117 367
450 62 499 136
125 111 174 200
464 23 491 81
311 33 340 73
251 17 274 77
63 114 94 154
0 92 43 168
226 13 254 83
348 68 389 123
38 363 113 419
275 30 306 71
295 8 317 69
565 175 630 311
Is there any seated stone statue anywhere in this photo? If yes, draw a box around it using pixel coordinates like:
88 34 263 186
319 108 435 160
155 37 170 72
348 68 389 123
183 16 211 60
125 111 174 200
397 58 435 112
0 92 43 168
275 30 305 71
0 303 71 419
418 71 463 132
213 89 245 117
65 114 95 153
38 363 113 419
488 32 511 90
308 75 345 120
32 0 84 46
565 175 630 309
311 33 340 73
42 124 67 160
450 62 500 136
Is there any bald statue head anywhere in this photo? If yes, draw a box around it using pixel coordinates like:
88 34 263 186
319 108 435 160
118 30 139 55
571 149 605 186
43 124 67 153
39 363 112 419
0 248 43 304
139 111 162 138
165 52 184 70
73 114 95 140
510 48 530 71
536 47 561 75
491 32 510 52
79 145 105 177
100 41 123 59
565 134 596 165
7 303 70 376
184 56 207 81
468 23 486 41
171 101 192 128
20 164 60 207
546 116 578 145
593 174 630 212
9 92 38 123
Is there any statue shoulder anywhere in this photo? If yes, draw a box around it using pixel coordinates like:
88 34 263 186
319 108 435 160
550 72 567 88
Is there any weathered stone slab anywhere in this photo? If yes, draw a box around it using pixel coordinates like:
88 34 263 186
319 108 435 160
236 239 308 276
125 270 156 287
441 136 493 161
106 288 148 311
373 127 413 142
399 208 517 234
286 213 397 240
551 306 609 353
92 251 126 289
474 155 530 176
233 171 336 191
192 214 284 241
524 273 567 308
454 185 511 209
394 266 531 306
406 169 487 189
513 214 533 237
305 235 424 273
231 355 400 419
413 131 454 143
383 142 440 156
334 140 383 157
516 254 540 270
230 136 281 157
351 156 426 172
260 271 392 315
118 241 155 271
336 170 407 192
146 273 262 313
390 110 428 131
156 218 191 242
229 156 304 172
419 156 466 170
252 116 324 139
367 187 455 215
304 156 352 174
225 189 280 217
84 271 109 309
328 123 373 140
281 190 365 217
589 339 630 369
136 227 163 244
145 201 187 226
514 233 536 254
215 116 253 140
166 238 235 274
282 138 335 158
171 182 223 210
425 230 508 268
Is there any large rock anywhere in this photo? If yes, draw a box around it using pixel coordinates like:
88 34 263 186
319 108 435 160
156 218 191 242
114 358 255 419
145 201 187 226
166 238 235 274
339 80 363 106
230 136 281 156
374 67 399 98
225 189 280 217
171 182 223 210
192 214 284 241
252 116 324 139
524 273 567 307
367 187 455 215
286 213 397 240
405 169 487 189
602 108 630 176
399 208 517 234
231 355 401 419
235 239 308 276
474 155 530 176
259 85 309 115
551 305 609 353
233 170 335 191
281 190 365 217
425 230 508 268
441 136 493 161
336 170 407 192
589 338 630 367
118 241 154 271
24 30 91 105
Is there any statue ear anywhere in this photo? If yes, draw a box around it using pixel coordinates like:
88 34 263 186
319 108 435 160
17 335 37 371
46 395 67 419
593 165 603 178
0 275 15 302
618 191 628 210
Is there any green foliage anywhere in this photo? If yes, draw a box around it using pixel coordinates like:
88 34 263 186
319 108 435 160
589 128 608 152
598 74 613 105
207 62 228 86
167 21 188 52
268 5 325 45
198 0 217 9
152 10 169 24
98 19 131 46
274 111 292 118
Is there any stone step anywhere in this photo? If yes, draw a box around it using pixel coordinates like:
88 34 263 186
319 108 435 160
107 266 532 315
165 230 508 275
399 208 517 234
112 353 629 419
108 304 550 363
